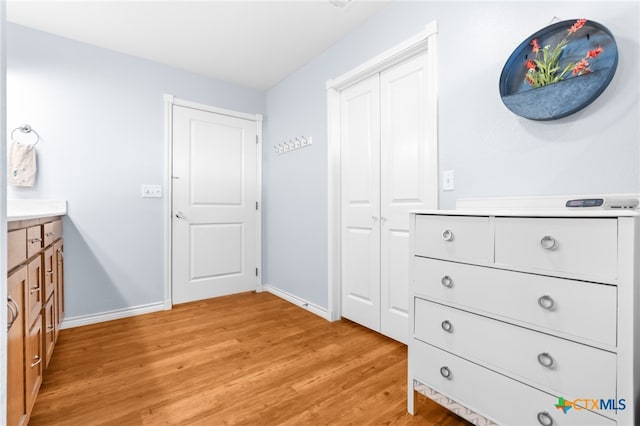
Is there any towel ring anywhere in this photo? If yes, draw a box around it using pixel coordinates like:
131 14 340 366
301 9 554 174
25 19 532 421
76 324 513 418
11 124 40 146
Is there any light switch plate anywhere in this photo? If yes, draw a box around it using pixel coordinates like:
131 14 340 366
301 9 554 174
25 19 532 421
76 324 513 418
141 184 162 198
443 170 455 191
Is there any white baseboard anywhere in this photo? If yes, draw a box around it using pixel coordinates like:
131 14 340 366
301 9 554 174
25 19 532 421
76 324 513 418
261 284 330 321
61 301 166 330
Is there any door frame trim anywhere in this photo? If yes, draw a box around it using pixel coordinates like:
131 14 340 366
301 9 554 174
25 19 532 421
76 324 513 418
325 22 439 322
163 95 263 309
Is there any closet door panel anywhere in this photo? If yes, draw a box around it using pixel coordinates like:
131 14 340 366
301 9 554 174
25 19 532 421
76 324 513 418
340 74 381 331
380 52 431 343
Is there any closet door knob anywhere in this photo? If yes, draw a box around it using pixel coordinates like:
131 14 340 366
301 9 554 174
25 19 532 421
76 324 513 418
441 229 454 241
175 211 186 219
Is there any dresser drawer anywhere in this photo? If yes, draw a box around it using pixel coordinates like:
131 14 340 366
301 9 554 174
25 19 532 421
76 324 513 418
411 340 615 425
8 229 27 271
494 217 618 282
414 215 491 263
414 298 616 398
43 219 62 247
414 257 616 347
26 225 43 259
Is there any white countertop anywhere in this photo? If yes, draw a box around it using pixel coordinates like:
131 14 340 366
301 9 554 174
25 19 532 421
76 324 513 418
7 199 67 221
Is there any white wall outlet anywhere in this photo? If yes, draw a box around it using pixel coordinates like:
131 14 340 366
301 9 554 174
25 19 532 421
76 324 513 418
442 170 455 191
141 184 162 198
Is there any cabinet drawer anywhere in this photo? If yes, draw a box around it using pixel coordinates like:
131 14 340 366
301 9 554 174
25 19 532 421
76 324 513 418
410 340 615 426
8 229 27 271
414 257 617 347
414 215 491 263
26 225 43 259
43 219 62 247
414 298 616 398
495 217 617 282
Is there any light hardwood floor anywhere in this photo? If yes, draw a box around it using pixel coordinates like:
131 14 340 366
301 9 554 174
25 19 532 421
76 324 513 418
30 292 470 425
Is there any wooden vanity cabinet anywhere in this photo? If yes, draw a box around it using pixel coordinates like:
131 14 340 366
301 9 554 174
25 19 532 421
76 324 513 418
7 266 27 426
6 216 64 426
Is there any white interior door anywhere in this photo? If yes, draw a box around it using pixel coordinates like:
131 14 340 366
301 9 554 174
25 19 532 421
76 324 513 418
340 74 381 331
172 105 258 304
380 52 432 344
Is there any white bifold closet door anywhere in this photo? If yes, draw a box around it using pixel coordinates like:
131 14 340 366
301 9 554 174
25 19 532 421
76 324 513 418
341 52 432 344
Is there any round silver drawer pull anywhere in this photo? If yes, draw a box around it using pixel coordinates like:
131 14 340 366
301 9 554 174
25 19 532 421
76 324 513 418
540 235 557 250
537 352 555 368
441 229 454 241
439 366 452 379
537 411 554 426
441 275 453 288
538 295 555 310
441 320 453 333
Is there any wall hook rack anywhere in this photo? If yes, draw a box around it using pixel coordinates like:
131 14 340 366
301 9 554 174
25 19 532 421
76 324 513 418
273 136 312 155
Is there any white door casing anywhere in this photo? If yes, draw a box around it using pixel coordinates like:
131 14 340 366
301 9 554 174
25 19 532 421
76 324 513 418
340 74 381 331
171 104 260 304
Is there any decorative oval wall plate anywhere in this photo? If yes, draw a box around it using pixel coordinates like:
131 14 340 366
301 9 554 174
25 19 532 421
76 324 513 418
499 19 618 121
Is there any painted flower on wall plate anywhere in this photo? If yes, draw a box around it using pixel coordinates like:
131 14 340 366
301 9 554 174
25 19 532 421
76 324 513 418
525 18 604 88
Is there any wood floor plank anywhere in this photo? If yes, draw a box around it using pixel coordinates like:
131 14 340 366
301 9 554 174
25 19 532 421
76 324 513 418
30 292 470 425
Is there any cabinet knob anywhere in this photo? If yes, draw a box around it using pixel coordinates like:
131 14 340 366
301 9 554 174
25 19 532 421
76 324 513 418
439 366 452 380
537 352 555 368
31 355 42 368
441 229 454 241
536 411 554 426
7 297 18 331
30 285 41 295
372 216 378 221
30 237 42 244
540 235 557 250
537 295 555 310
441 275 453 288
441 320 453 333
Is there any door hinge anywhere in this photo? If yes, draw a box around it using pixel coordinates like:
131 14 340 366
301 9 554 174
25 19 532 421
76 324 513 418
256 267 259 276
256 201 259 210
256 135 259 144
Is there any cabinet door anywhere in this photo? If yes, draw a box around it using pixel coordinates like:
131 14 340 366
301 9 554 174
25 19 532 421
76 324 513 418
340 74 381 332
54 240 64 341
43 295 56 368
380 52 434 343
25 315 43 415
26 255 43 329
43 246 56 301
7 267 27 426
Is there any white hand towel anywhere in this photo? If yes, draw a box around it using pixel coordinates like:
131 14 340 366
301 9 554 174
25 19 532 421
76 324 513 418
8 141 37 187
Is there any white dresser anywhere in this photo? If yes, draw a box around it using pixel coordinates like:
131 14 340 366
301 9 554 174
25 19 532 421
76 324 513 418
408 210 639 426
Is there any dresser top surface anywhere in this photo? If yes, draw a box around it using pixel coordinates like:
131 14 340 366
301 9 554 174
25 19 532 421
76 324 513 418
411 209 639 218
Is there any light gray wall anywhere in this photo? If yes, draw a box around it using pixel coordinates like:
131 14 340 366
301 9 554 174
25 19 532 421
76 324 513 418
7 23 265 318
263 1 640 308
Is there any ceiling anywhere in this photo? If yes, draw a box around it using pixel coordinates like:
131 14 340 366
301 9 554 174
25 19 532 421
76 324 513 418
6 0 391 91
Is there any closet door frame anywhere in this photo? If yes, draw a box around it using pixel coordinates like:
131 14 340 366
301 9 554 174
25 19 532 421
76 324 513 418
326 22 439 322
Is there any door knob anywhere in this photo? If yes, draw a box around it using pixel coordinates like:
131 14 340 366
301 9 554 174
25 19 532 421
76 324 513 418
175 211 186 219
